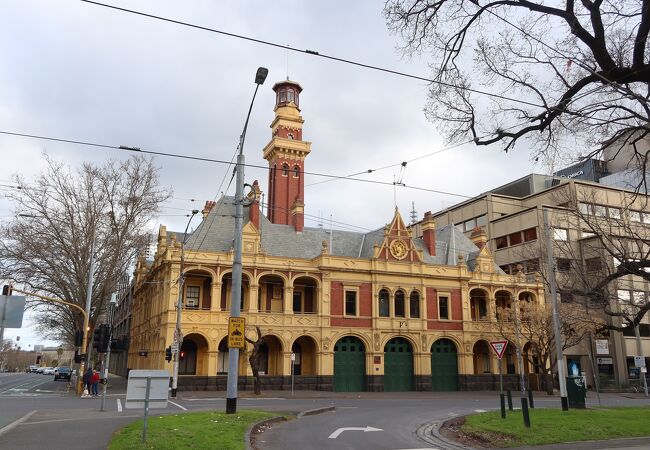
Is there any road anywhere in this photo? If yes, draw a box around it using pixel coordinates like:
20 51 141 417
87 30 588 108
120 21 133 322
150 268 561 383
1 372 650 450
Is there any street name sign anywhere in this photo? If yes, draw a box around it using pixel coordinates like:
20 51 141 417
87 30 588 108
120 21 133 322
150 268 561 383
125 369 169 409
489 340 508 359
228 317 245 348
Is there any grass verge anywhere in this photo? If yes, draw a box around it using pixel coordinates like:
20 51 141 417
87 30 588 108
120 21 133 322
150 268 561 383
109 410 278 450
462 406 650 448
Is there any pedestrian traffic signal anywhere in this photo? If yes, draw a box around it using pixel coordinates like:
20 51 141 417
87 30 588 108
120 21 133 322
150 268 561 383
165 346 172 362
179 350 185 360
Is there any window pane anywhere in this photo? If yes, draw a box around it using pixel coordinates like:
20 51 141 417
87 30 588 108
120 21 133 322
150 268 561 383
409 292 420 318
608 207 621 219
556 258 571 272
630 211 641 222
632 291 645 305
553 228 568 241
578 202 590 214
439 296 449 319
379 290 389 317
582 230 595 238
394 290 405 317
594 205 606 217
508 232 522 246
523 228 537 242
496 236 508 249
585 257 601 272
186 286 200 308
345 291 356 315
525 259 539 273
476 214 487 227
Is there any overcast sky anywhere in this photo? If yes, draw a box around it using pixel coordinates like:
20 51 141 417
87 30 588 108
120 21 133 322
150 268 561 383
1 0 541 349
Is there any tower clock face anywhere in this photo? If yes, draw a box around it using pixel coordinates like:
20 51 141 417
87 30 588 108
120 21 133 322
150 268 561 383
389 239 408 260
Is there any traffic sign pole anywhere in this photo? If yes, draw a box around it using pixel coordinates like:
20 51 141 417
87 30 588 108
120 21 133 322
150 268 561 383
490 341 508 419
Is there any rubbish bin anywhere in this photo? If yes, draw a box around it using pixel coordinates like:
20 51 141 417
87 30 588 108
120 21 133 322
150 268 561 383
566 376 586 409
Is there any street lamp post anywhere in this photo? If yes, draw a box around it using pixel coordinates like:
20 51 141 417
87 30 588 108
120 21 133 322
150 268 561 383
100 292 117 411
171 209 200 398
226 67 268 415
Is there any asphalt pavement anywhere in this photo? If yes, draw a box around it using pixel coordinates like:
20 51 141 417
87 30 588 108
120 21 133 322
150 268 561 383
1 372 650 450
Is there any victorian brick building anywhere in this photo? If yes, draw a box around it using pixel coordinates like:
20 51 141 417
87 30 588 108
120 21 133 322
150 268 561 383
127 80 543 391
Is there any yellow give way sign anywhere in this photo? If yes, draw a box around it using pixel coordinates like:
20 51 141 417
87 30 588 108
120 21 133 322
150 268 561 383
228 317 245 348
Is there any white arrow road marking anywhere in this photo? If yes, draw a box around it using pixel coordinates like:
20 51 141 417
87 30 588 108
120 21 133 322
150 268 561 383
117 399 122 412
168 400 188 411
328 426 383 439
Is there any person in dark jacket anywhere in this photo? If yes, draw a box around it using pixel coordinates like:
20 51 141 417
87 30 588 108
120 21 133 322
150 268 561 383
83 367 93 395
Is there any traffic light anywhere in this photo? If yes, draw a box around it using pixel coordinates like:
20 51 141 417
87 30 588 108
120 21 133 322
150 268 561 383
92 324 111 352
179 350 185 361
2 285 12 295
165 346 172 362
74 330 83 347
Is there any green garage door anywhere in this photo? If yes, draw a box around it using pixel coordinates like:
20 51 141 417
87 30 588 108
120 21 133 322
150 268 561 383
334 336 366 392
384 338 414 392
431 339 458 391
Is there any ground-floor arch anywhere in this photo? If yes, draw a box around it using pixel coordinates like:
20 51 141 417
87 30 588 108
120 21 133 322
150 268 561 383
384 337 414 392
179 333 209 376
333 336 366 392
431 338 458 391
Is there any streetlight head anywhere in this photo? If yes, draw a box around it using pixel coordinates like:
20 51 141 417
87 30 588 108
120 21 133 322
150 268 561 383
191 209 200 215
255 67 268 85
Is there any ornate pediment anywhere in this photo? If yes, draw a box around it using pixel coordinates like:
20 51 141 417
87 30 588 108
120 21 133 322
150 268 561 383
375 208 422 262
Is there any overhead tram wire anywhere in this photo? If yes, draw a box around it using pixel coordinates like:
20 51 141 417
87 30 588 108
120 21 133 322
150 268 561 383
79 0 546 110
1 128 625 213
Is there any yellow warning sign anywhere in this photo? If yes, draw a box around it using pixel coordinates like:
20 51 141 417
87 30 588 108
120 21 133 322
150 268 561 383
228 317 245 348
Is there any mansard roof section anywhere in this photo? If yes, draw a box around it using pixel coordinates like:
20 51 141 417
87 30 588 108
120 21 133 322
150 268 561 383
182 196 496 269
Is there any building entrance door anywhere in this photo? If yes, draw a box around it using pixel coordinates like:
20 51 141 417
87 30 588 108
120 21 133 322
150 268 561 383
333 336 366 392
431 339 458 391
384 338 414 391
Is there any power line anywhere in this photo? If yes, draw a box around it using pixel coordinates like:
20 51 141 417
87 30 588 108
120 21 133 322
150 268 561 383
78 0 547 110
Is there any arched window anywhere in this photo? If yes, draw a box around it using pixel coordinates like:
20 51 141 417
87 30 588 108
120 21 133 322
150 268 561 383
282 164 289 176
293 165 300 178
409 291 420 318
378 289 389 317
394 290 405 317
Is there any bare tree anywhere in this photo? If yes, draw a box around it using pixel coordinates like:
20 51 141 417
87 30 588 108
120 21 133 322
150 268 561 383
384 1 650 175
244 325 265 395
492 300 600 393
0 154 170 348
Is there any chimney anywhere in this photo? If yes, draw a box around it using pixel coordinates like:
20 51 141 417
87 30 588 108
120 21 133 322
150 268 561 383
291 198 305 233
248 180 262 229
421 211 436 256
202 200 216 219
470 226 488 250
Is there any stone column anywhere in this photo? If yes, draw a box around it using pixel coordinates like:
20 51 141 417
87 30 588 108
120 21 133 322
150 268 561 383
248 283 259 313
284 286 294 314
211 281 222 312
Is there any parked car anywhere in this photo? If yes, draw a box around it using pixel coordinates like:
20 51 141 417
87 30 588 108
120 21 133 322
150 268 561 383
35 367 45 374
54 367 72 381
28 365 39 373
41 367 54 375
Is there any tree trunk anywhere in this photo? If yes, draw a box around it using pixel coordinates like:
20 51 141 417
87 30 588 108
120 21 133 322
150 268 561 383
249 353 262 395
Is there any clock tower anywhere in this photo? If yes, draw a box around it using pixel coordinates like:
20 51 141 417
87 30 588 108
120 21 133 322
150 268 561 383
263 80 311 231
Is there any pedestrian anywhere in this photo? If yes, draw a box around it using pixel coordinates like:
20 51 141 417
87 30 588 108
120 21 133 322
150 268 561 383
92 369 100 397
84 367 93 396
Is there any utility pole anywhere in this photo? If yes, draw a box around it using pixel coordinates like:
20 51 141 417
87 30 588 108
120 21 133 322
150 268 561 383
543 208 569 410
634 325 649 396
101 293 117 411
78 235 96 395
171 210 199 398
226 67 268 415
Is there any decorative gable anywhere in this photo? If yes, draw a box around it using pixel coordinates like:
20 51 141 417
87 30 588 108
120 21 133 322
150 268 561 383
242 221 262 254
374 208 422 262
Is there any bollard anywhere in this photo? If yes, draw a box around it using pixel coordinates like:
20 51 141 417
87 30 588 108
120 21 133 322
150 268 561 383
528 388 534 408
507 389 513 410
521 397 531 428
500 393 506 418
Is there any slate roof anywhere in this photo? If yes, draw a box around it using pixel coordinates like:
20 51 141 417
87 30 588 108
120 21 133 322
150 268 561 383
181 196 504 273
